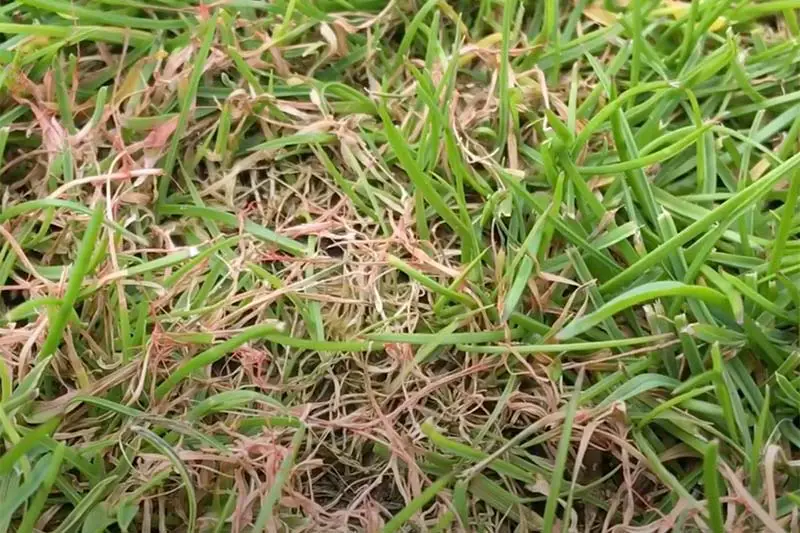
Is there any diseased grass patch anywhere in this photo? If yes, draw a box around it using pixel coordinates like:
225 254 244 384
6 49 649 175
1 1 800 531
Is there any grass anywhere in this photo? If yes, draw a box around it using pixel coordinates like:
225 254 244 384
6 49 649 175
1 0 800 531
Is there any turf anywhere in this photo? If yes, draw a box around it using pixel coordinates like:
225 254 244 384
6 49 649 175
1 0 800 531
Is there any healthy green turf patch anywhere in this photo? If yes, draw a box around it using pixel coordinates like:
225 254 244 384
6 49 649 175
1 0 800 531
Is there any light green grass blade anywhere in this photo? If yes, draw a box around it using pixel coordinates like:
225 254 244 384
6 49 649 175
557 281 728 340
542 370 584 532
38 203 104 359
156 13 217 211
155 323 285 398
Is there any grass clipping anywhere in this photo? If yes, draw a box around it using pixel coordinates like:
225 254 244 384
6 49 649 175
1 0 800 531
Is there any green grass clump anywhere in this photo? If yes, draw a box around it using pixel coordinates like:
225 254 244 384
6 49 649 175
2 0 800 531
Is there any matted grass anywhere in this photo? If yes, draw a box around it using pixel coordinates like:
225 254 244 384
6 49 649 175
1 0 800 531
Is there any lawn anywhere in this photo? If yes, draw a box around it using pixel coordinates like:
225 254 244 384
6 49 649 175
1 0 800 531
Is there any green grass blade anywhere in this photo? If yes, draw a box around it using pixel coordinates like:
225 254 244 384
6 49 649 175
542 369 584 532
379 106 471 241
38 203 104 359
52 476 118 533
131 427 196 533
17 444 66 533
155 323 285 398
601 150 800 294
703 440 725 533
252 425 306 532
383 472 454 533
156 13 217 211
557 281 728 340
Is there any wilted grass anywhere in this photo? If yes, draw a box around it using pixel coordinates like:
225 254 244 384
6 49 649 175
1 0 800 531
